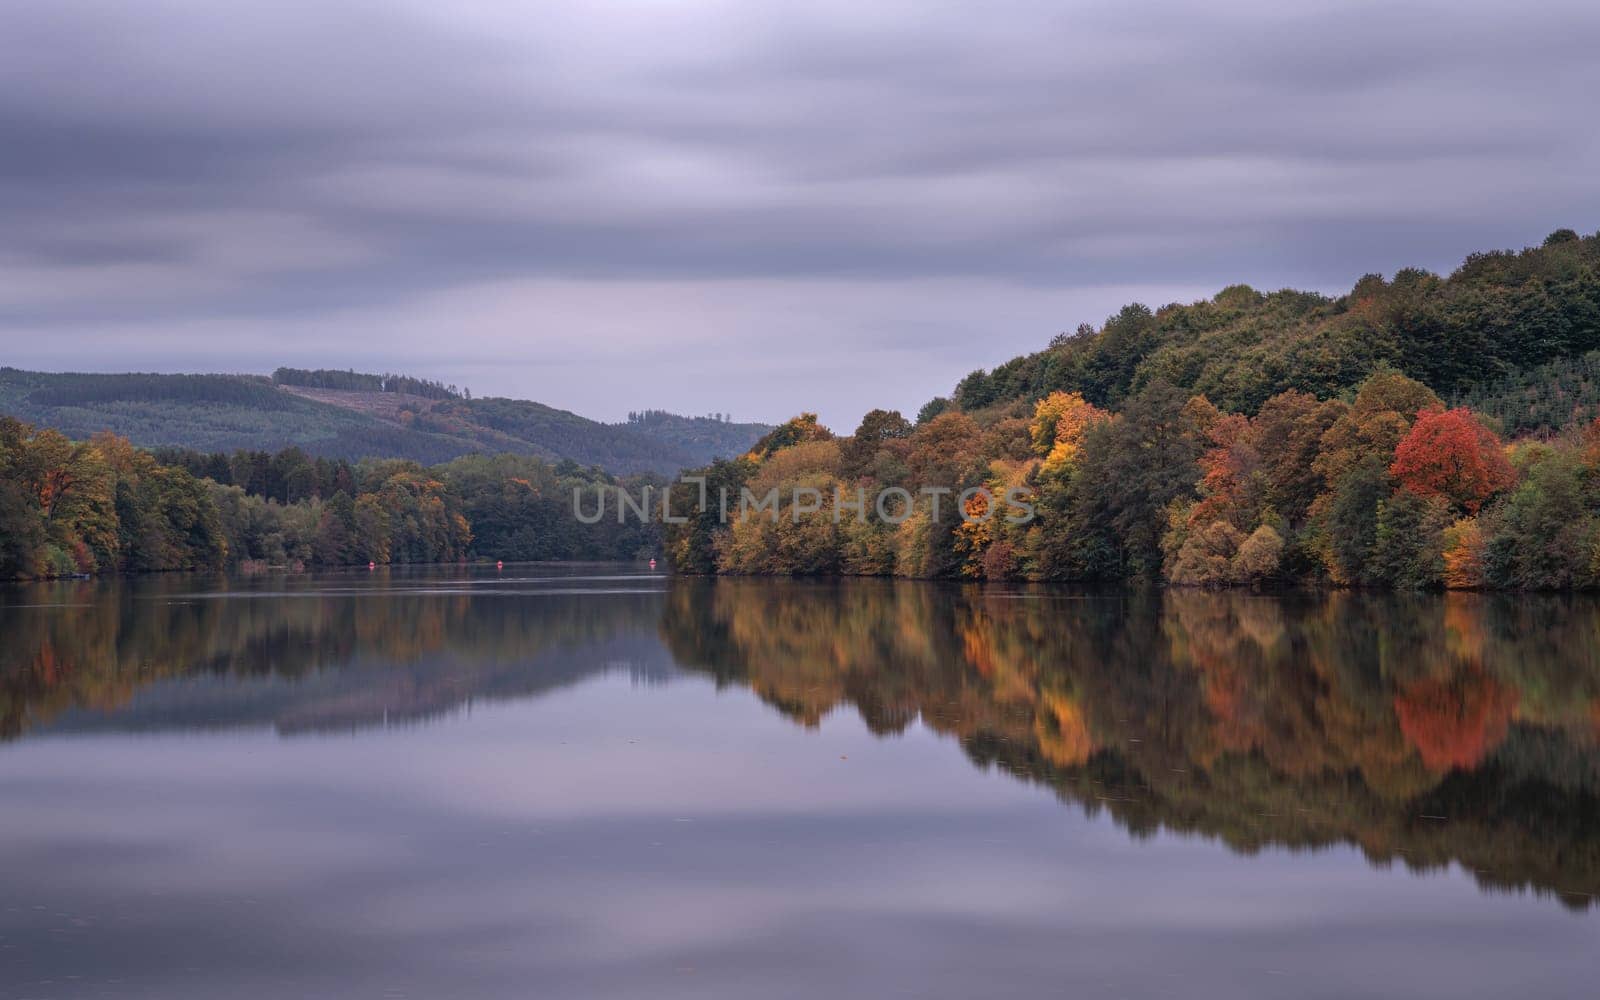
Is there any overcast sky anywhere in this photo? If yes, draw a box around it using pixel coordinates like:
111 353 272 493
2 0 1597 428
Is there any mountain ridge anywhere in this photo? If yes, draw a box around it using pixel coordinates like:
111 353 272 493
0 367 768 475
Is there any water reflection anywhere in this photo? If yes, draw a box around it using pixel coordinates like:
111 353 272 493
664 580 1600 910
3 571 1599 911
0 567 670 739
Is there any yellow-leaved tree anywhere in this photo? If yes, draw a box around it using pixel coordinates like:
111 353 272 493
1029 391 1108 475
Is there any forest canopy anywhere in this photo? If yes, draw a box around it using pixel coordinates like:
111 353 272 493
947 229 1600 414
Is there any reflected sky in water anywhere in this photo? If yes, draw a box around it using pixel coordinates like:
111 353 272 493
1 567 1596 999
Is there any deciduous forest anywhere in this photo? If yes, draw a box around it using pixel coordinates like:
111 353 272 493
665 229 1600 589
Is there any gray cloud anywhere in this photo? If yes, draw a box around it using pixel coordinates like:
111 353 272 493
1 0 1598 426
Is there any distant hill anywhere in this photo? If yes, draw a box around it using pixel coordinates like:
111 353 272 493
0 368 768 474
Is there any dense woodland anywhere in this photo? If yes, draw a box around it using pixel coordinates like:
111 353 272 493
942 228 1600 415
0 417 658 579
666 229 1600 590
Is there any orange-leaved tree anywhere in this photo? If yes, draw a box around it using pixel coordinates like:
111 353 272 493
1389 408 1514 514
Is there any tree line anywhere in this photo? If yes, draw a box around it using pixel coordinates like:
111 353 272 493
663 371 1600 590
18 371 290 409
627 409 734 424
1 417 658 580
272 367 463 400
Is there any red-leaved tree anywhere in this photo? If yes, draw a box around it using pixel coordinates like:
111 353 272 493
1389 407 1514 513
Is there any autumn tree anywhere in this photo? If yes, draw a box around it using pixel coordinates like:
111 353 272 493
1251 390 1344 525
1306 371 1443 583
1390 408 1515 513
1313 370 1441 486
906 411 984 489
1029 391 1109 475
1230 524 1284 584
748 413 832 460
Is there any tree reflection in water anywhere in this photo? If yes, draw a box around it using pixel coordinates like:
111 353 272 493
4 571 1598 909
662 580 1600 911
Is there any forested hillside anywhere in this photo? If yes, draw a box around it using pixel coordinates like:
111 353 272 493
667 228 1600 591
0 368 767 474
941 228 1600 416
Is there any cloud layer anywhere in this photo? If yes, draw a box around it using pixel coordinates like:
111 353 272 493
3 0 1598 425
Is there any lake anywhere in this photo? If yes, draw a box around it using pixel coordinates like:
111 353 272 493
2 566 1596 999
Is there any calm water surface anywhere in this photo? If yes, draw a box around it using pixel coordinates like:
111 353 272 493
2 566 1597 998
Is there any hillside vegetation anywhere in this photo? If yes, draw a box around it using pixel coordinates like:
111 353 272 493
272 366 461 399
0 368 767 475
667 228 1600 591
1453 349 1600 436
943 228 1600 416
